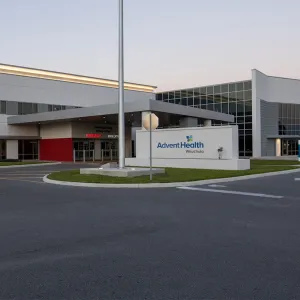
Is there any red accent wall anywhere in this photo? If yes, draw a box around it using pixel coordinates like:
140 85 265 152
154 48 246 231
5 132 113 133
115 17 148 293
40 138 73 162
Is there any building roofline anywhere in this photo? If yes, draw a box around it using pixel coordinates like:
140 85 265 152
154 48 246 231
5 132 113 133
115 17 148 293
0 63 157 93
252 69 300 82
157 79 251 94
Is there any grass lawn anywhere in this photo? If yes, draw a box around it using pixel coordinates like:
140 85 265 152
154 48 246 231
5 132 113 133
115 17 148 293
0 161 50 166
47 163 299 184
251 159 300 166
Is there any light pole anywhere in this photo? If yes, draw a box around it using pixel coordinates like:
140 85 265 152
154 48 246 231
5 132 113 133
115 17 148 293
118 0 125 169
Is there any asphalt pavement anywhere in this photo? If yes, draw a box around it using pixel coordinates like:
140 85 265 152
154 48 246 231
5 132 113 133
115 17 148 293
0 164 300 299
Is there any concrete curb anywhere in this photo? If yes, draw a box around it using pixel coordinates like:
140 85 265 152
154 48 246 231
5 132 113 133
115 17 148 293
43 167 300 189
0 162 62 169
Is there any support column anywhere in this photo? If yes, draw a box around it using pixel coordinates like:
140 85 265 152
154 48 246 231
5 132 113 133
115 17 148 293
276 139 281 157
204 119 212 127
6 140 18 159
179 117 198 128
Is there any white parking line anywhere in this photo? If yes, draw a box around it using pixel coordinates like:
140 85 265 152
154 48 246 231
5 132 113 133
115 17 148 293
177 186 283 199
208 184 226 188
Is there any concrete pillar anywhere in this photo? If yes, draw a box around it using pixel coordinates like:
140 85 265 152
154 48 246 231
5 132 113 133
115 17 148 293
6 140 18 159
204 119 212 127
179 117 198 128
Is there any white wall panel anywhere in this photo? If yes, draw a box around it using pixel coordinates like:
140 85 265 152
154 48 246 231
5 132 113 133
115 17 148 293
40 122 72 139
0 114 38 137
6 140 18 159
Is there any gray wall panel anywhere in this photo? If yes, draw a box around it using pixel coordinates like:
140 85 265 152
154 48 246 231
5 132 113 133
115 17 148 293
260 100 278 156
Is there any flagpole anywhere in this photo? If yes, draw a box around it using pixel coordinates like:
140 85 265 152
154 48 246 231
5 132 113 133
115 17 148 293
118 0 125 169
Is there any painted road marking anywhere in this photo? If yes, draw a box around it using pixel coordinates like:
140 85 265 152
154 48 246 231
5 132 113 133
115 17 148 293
177 186 283 199
295 178 300 181
0 178 45 184
208 184 226 188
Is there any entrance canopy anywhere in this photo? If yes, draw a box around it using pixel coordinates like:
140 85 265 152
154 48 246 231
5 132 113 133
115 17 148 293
7 99 234 125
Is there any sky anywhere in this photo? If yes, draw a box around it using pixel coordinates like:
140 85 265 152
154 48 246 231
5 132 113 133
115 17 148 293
0 0 299 91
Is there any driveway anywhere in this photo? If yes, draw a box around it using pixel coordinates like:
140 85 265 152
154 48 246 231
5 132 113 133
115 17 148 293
0 164 300 299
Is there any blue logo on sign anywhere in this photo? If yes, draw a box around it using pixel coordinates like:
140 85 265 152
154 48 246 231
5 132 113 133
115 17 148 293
157 135 204 149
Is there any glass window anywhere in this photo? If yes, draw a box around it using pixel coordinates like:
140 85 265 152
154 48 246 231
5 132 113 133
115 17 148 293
175 91 181 98
237 91 244 100
193 88 200 97
221 93 229 103
207 86 213 94
187 98 193 106
187 89 194 97
214 94 222 103
201 96 207 106
229 102 237 115
214 85 221 94
237 101 244 115
53 105 61 111
38 104 48 113
181 90 187 97
0 101 6 114
200 87 206 94
22 102 33 115
244 81 252 90
181 98 187 106
229 92 237 102
236 82 244 90
245 116 252 123
245 101 252 115
156 94 162 101
168 92 174 99
222 103 229 114
18 102 23 115
194 96 200 106
48 105 53 112
229 83 236 92
32 103 38 114
221 84 229 93
244 90 252 100
6 101 18 115
162 93 168 101
214 102 221 112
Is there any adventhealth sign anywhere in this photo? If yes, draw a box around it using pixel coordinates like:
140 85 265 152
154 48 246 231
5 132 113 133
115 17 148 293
157 135 204 153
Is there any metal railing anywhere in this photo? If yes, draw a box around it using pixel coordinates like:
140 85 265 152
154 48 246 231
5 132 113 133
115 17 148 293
73 150 95 162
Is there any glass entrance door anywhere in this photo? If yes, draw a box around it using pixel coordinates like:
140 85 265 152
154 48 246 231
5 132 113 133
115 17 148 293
73 140 95 161
101 140 118 160
0 140 6 160
281 139 298 156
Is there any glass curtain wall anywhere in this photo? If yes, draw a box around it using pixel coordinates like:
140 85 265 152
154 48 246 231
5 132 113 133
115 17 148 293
156 80 253 157
278 103 300 135
18 140 39 160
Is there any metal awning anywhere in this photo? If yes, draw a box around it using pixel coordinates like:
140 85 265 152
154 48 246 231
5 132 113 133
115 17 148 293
7 99 234 125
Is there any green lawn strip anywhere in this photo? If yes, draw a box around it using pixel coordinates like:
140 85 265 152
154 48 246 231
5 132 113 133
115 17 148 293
0 161 50 166
47 165 298 184
251 159 300 166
